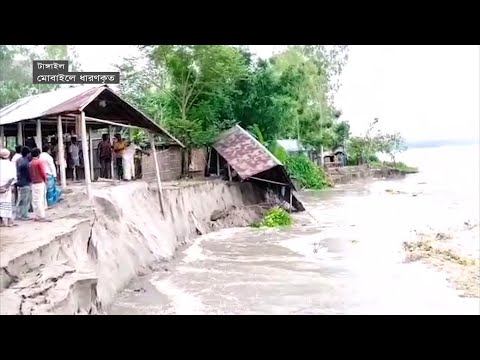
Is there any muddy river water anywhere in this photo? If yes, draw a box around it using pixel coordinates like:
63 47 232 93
109 146 480 315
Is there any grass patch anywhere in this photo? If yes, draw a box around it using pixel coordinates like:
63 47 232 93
285 155 332 190
252 207 293 228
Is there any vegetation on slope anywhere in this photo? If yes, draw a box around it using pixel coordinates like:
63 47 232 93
285 155 331 190
253 207 293 228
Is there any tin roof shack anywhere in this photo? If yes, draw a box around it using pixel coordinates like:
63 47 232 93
209 125 305 212
324 146 347 169
0 85 183 211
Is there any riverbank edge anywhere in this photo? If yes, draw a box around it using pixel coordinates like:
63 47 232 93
0 180 271 315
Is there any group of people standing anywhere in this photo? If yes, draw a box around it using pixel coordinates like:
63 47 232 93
97 133 149 181
0 144 61 226
0 132 148 227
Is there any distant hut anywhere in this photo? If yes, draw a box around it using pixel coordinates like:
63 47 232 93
333 145 347 167
276 139 318 164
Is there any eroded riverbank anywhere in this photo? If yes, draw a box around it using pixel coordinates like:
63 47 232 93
109 175 480 315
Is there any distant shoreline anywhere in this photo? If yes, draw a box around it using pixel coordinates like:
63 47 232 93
406 139 480 149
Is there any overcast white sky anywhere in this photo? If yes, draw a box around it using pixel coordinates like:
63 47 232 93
76 45 479 142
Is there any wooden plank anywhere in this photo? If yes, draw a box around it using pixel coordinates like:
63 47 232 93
248 176 289 186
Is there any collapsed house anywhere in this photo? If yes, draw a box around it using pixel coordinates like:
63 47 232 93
207 125 305 212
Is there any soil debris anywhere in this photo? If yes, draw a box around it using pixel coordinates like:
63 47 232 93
403 234 479 298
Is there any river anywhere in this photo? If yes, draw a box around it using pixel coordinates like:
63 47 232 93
108 144 480 315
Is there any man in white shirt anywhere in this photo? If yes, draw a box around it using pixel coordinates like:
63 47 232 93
40 144 57 178
40 144 57 209
11 145 22 164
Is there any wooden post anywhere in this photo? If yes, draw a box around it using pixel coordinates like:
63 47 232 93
17 122 23 146
57 115 67 188
228 164 232 182
289 188 293 208
108 125 114 179
0 126 4 148
216 150 220 176
206 147 212 176
36 119 42 149
88 127 94 181
150 132 164 215
79 112 92 200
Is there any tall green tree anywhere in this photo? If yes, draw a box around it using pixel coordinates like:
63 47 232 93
146 45 250 148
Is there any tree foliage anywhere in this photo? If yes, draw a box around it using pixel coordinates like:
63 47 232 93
347 118 408 165
0 45 81 108
117 45 351 152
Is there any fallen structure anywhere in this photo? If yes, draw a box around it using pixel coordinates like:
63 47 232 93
208 125 305 212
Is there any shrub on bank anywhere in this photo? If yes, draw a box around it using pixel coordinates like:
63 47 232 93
386 161 418 173
371 160 418 174
285 155 331 190
253 207 293 228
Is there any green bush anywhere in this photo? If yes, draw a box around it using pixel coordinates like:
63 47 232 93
267 142 289 164
285 155 331 190
255 207 293 228
385 161 418 173
374 161 418 173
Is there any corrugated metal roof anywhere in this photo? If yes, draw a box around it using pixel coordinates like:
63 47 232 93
0 85 185 148
212 125 281 179
0 85 102 126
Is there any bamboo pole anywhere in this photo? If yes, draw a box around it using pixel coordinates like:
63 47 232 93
88 126 94 181
108 125 114 179
57 115 67 188
216 150 220 176
36 119 42 149
150 132 164 215
248 176 290 186
228 164 232 182
79 112 92 200
206 147 212 176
